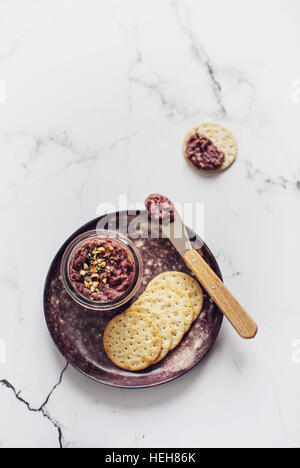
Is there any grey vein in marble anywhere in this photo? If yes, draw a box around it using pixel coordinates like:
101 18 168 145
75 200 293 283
214 249 242 279
128 24 198 120
128 49 191 120
57 130 138 172
0 34 26 62
0 363 68 448
170 0 227 118
130 74 187 120
273 388 288 447
242 160 300 194
3 129 137 183
128 47 142 113
127 4 228 121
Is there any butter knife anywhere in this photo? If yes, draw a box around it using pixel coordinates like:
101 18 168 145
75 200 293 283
162 210 258 339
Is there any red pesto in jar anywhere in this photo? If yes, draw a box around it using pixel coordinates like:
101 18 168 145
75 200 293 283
69 238 135 303
145 194 175 225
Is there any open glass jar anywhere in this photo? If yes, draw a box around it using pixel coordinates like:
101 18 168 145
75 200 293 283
61 230 143 311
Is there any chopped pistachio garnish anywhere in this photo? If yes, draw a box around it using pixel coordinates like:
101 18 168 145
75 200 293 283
76 242 113 294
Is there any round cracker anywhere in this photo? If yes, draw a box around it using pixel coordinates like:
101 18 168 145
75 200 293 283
128 304 172 363
148 272 204 322
103 312 162 371
143 284 194 333
183 122 238 173
135 284 194 350
134 295 186 351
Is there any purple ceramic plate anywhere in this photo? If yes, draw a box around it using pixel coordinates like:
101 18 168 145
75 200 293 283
44 212 223 389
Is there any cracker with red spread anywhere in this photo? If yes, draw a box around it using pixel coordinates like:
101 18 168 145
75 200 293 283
183 122 238 173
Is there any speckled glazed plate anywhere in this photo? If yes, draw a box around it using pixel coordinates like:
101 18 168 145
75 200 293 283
44 212 223 389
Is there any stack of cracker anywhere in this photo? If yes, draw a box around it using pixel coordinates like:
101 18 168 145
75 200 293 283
103 272 204 372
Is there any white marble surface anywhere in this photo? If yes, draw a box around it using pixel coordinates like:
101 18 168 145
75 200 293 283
0 0 299 448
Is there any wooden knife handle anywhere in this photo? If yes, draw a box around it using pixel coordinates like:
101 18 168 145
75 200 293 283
184 250 258 339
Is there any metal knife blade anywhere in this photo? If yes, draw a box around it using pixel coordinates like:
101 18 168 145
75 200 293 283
161 210 193 257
